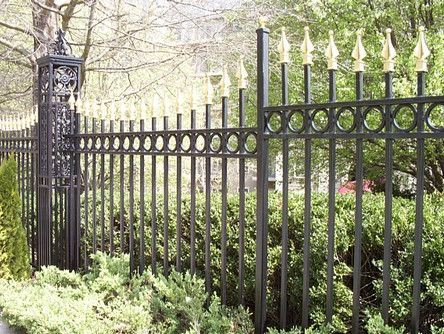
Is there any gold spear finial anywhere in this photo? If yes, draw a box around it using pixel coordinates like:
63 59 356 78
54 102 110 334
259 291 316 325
205 74 213 105
413 26 430 72
109 100 116 120
84 99 90 118
191 84 198 110
119 99 126 120
259 17 268 29
33 105 38 125
278 27 291 63
25 114 30 129
325 30 339 70
381 28 396 72
220 65 232 98
100 101 108 120
177 90 184 114
152 93 160 117
300 26 314 65
129 101 137 120
140 99 148 120
163 94 170 117
352 29 367 72
92 98 99 119
236 56 248 90
75 96 82 114
68 90 76 110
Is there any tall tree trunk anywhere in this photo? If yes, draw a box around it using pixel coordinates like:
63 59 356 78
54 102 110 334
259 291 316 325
31 0 58 105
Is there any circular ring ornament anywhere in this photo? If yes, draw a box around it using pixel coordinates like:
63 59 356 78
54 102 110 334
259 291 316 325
425 103 444 132
227 132 240 153
133 137 140 151
155 135 165 151
195 134 206 153
103 137 110 150
363 106 385 133
288 109 305 133
209 133 222 153
336 107 356 133
311 108 330 133
180 134 191 152
143 135 152 151
123 136 131 151
244 131 257 154
87 137 94 150
95 137 102 150
266 111 283 134
167 134 177 152
113 137 121 150
393 104 417 132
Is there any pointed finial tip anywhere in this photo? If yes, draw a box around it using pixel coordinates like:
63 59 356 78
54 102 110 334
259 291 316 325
278 25 291 63
414 25 430 72
352 29 367 72
325 29 339 70
259 17 268 28
382 27 396 72
329 30 334 36
301 25 314 65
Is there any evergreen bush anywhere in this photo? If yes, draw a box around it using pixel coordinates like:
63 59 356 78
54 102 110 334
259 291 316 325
0 252 253 334
82 191 444 331
0 156 30 280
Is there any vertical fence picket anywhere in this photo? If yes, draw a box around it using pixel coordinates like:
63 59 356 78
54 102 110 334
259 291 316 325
238 84 246 306
301 26 313 328
351 33 365 333
326 54 337 325
92 114 98 254
100 117 106 252
190 109 197 275
382 28 395 323
411 33 428 333
279 57 289 329
176 112 183 272
151 116 158 274
139 117 146 273
205 99 212 297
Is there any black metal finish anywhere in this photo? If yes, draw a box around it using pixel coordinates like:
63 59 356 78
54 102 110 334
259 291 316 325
280 62 289 329
326 68 337 324
255 25 269 334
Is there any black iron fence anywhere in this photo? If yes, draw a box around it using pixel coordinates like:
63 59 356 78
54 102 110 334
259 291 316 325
0 24 443 334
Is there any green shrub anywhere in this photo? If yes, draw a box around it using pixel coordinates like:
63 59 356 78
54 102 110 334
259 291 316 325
82 190 444 331
0 252 253 334
0 156 30 280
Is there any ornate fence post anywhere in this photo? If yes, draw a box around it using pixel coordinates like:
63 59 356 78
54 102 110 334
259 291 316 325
37 29 83 270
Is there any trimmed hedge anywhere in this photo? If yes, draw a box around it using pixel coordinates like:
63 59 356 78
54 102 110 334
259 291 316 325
0 252 253 333
0 157 29 280
83 191 444 331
